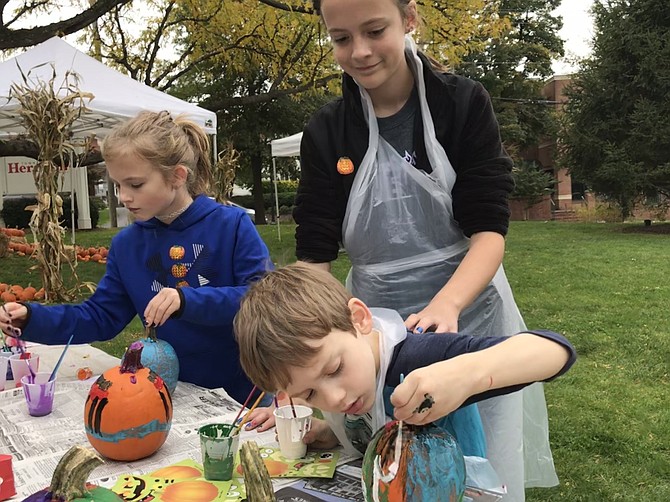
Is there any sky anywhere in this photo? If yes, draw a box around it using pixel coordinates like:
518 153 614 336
552 0 595 74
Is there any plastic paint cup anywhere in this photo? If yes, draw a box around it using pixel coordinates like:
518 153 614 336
273 404 313 459
198 423 239 481
21 372 56 417
0 355 7 391
0 351 12 382
9 353 39 387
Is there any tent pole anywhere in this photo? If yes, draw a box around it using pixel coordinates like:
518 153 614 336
70 150 76 245
272 157 281 241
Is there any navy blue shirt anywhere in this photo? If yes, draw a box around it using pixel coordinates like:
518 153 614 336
386 330 576 409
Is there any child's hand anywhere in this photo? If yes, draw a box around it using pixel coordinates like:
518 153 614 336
144 288 182 327
0 302 28 336
390 358 477 425
404 298 460 334
243 406 276 432
302 418 339 449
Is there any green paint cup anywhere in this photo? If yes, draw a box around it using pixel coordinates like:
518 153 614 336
198 423 239 481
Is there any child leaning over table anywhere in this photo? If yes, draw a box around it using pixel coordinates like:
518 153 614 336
234 262 576 458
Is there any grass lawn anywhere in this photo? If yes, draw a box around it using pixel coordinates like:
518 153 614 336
2 221 669 500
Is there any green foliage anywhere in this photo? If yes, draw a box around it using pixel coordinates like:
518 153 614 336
261 179 299 193
232 192 296 212
560 0 670 218
511 161 556 204
1 195 101 229
456 0 563 159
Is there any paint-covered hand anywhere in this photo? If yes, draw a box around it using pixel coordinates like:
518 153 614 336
0 301 28 337
243 406 276 432
390 358 478 426
404 298 460 335
144 288 181 327
302 418 339 449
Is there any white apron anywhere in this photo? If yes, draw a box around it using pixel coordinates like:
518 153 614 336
323 308 407 456
340 36 559 501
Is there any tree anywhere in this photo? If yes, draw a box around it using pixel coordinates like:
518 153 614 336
0 0 131 50
456 0 564 160
511 160 556 220
560 0 670 219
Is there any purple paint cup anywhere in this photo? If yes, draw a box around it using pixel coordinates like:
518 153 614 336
21 372 56 417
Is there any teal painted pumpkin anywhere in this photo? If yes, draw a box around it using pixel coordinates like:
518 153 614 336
139 327 179 394
362 421 466 502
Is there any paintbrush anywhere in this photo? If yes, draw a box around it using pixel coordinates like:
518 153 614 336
232 391 266 435
230 385 257 433
48 334 74 382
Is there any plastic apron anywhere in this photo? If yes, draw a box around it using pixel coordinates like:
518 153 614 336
322 308 407 457
341 36 559 501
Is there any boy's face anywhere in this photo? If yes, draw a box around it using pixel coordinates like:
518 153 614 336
283 328 378 416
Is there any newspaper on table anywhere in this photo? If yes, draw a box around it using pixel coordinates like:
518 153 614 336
0 380 357 498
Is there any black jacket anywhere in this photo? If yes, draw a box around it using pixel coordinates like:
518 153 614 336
294 53 514 263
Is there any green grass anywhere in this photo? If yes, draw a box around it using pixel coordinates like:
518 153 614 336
3 221 669 500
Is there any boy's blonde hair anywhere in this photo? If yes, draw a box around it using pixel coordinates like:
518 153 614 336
234 262 355 393
101 110 213 196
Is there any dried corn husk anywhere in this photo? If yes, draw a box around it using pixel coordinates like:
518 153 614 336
9 64 93 301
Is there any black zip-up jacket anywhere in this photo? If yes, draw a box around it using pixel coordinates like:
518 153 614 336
294 52 514 263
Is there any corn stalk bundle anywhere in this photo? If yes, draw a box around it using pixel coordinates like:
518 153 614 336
9 65 93 302
212 141 239 204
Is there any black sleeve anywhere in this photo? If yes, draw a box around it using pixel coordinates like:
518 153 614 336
293 121 345 263
450 81 514 238
385 330 576 407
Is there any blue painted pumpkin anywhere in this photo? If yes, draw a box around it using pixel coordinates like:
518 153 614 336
362 421 466 502
139 328 179 394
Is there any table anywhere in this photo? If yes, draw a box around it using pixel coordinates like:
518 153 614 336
0 343 362 501
10 341 121 384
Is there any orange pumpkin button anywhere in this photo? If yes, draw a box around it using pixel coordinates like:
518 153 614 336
337 156 354 175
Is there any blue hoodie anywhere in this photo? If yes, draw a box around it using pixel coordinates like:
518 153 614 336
23 195 272 404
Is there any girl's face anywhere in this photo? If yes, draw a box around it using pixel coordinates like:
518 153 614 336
106 152 185 222
321 0 415 93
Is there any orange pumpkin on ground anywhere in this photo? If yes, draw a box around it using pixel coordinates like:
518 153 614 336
84 341 173 461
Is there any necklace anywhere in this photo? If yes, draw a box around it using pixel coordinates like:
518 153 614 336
156 201 192 222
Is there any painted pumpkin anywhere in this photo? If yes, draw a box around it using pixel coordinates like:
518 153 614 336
22 445 123 502
139 326 180 395
84 341 173 461
362 421 466 502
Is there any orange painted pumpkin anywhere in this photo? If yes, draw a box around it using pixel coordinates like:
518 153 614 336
84 341 173 461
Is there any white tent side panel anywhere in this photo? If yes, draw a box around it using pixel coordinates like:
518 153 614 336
270 132 302 157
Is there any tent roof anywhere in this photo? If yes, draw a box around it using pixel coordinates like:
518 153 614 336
270 131 302 157
0 37 217 139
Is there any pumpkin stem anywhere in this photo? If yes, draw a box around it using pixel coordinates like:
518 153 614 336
50 446 103 500
120 341 145 374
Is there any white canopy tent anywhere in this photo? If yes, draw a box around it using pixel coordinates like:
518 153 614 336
269 131 302 240
270 131 302 158
0 36 217 231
